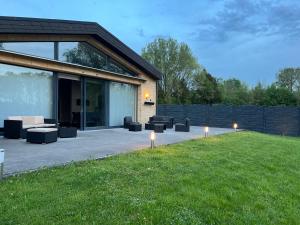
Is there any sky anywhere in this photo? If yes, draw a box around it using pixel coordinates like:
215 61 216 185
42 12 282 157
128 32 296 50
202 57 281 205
1 0 300 86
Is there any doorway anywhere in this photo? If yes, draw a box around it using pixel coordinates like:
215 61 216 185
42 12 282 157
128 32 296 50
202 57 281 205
85 78 108 128
58 76 81 129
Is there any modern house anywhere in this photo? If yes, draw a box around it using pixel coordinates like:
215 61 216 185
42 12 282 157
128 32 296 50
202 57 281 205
0 16 161 131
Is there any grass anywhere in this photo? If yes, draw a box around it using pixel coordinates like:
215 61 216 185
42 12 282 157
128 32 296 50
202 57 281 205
0 131 300 225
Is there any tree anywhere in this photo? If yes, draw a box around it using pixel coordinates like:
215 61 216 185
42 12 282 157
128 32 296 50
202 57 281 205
141 38 200 104
219 78 250 105
276 68 300 92
191 69 221 104
264 85 297 106
250 82 266 105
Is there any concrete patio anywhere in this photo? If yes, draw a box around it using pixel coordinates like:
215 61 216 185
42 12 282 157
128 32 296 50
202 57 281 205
1 126 234 176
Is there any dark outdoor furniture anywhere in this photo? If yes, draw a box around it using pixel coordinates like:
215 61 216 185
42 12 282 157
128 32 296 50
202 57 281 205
145 123 153 130
154 124 164 133
145 123 166 130
124 116 133 129
4 116 57 139
58 127 77 138
175 118 190 132
128 122 142 132
26 128 58 144
148 116 174 129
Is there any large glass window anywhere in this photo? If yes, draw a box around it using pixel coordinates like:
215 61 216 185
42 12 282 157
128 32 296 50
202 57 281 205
0 63 53 127
0 41 137 77
59 42 136 76
0 42 54 59
109 82 137 126
85 79 107 127
109 59 135 76
59 42 108 70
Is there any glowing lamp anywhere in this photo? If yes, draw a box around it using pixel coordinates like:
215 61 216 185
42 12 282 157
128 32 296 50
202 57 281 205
233 123 238 131
145 93 150 99
204 126 209 137
150 131 155 149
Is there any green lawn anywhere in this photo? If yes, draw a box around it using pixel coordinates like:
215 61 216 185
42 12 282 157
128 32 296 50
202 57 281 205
1 132 300 225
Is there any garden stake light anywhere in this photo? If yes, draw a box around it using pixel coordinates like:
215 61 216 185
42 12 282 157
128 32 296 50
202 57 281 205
204 126 209 137
233 123 238 132
150 131 155 149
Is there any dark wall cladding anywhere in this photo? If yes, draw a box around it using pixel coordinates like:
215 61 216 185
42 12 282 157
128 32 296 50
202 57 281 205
157 104 300 137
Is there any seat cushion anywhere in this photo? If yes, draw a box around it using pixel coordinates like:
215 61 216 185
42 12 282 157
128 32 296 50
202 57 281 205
22 124 37 129
36 123 56 127
23 123 56 129
7 116 22 121
27 128 58 133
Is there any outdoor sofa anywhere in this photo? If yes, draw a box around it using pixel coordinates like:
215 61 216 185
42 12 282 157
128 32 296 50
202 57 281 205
4 116 56 139
148 116 174 129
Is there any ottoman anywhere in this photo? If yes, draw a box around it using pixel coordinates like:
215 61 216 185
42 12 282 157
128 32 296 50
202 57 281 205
128 122 142 132
27 128 58 144
154 124 164 133
59 127 77 138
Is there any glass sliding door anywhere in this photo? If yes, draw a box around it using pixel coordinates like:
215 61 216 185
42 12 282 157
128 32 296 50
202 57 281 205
109 82 137 126
0 63 53 127
85 78 107 128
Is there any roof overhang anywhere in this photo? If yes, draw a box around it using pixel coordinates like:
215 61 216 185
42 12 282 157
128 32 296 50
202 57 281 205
0 16 162 80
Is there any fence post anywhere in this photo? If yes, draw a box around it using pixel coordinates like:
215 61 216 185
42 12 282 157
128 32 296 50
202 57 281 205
263 106 266 134
298 107 300 136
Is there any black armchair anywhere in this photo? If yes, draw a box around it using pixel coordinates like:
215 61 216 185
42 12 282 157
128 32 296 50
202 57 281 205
175 118 190 132
123 116 133 129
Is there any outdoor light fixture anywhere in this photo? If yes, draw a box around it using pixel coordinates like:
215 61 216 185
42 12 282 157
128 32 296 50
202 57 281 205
233 123 238 131
204 126 209 137
150 131 155 149
144 93 155 105
0 149 4 180
145 93 150 100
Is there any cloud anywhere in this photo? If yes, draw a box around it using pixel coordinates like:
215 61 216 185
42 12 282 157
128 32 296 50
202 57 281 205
191 0 300 43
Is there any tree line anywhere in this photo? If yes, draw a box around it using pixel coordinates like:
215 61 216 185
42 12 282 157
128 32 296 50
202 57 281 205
142 38 300 106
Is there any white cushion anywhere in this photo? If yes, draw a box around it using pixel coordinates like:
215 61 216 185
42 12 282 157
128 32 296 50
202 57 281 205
7 116 45 125
39 123 56 127
33 116 44 124
23 123 56 129
27 128 57 133
22 116 36 125
7 116 22 121
22 124 37 129
22 116 44 125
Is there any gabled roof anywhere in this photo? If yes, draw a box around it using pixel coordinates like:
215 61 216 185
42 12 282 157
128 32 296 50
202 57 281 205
0 16 162 80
